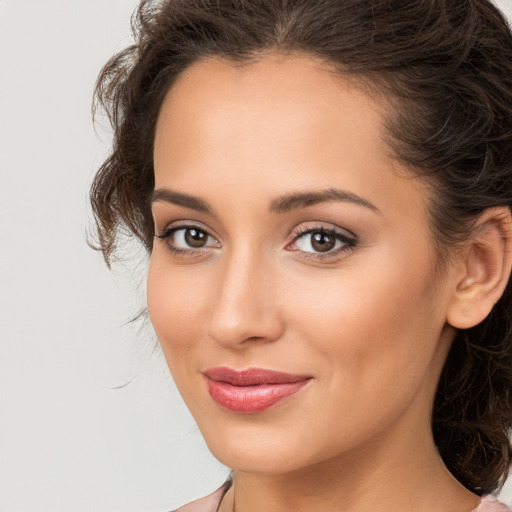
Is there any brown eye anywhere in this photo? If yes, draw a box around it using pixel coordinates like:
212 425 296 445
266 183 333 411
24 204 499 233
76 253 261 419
184 228 208 248
287 226 356 258
310 232 336 252
155 225 220 253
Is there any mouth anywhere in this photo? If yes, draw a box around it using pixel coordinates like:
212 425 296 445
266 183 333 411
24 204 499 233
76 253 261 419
203 367 312 414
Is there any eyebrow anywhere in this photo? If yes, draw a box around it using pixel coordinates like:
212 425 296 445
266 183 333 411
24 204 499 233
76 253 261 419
150 187 379 215
269 188 379 214
150 188 213 214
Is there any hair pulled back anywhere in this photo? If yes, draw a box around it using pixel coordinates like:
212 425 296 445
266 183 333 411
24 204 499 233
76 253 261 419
90 0 512 495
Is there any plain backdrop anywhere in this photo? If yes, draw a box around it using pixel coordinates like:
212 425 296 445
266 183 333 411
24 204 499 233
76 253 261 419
1 1 512 511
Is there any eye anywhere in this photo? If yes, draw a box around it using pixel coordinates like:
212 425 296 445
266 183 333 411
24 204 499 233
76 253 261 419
286 226 357 259
155 225 220 254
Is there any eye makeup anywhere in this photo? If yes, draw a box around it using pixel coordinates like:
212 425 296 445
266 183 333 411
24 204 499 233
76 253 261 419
285 225 358 261
155 220 358 262
155 223 220 257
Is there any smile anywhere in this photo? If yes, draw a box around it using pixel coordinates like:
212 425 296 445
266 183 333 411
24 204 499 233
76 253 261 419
203 367 312 414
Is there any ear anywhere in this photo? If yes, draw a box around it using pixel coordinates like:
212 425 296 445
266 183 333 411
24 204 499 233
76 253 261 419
447 207 512 329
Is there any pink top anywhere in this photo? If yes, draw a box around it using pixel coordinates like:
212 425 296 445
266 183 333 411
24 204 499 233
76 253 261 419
171 483 511 512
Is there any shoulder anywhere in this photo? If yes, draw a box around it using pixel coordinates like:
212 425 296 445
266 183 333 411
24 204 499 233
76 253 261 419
170 481 232 512
474 496 511 511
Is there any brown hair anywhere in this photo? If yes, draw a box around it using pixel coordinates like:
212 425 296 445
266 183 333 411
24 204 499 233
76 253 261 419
90 0 512 495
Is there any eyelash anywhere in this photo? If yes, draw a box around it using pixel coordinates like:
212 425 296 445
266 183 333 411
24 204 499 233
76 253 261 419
154 223 358 261
287 226 357 261
155 224 219 258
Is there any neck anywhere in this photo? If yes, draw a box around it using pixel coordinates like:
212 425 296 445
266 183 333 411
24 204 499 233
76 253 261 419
220 418 480 512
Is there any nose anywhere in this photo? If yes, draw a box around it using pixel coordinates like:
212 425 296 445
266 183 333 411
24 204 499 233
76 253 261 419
206 248 285 349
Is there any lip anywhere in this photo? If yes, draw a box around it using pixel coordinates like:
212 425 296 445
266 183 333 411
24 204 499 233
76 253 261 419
203 367 312 414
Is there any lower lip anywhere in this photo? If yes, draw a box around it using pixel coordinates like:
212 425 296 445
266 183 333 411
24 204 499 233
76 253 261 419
205 378 310 414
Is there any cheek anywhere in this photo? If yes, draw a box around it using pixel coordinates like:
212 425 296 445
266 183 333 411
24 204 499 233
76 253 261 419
284 246 443 394
146 254 210 366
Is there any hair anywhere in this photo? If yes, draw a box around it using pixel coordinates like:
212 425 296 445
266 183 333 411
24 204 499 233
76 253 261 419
90 0 512 496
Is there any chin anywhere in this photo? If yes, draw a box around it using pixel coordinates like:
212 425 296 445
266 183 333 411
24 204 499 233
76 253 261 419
211 446 302 475
199 422 329 476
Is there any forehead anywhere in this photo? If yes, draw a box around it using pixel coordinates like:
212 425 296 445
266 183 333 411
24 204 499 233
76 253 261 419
156 54 386 137
155 55 390 174
153 54 430 225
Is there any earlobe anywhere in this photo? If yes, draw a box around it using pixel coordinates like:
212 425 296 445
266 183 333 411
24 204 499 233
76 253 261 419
447 207 512 330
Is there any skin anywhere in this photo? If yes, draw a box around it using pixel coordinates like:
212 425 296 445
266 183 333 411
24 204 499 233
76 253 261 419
148 54 487 512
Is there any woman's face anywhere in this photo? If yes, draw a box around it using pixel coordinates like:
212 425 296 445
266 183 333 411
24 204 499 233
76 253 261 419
148 55 460 474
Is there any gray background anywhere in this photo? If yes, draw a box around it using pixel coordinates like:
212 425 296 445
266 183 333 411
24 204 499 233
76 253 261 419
1 1 511 510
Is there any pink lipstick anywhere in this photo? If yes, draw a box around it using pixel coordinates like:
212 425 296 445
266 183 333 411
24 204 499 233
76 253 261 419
204 367 311 414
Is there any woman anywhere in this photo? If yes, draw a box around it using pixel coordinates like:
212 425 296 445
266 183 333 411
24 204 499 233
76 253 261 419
90 0 512 510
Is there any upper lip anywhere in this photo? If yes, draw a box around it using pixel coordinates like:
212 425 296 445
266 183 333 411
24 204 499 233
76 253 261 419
203 367 312 386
